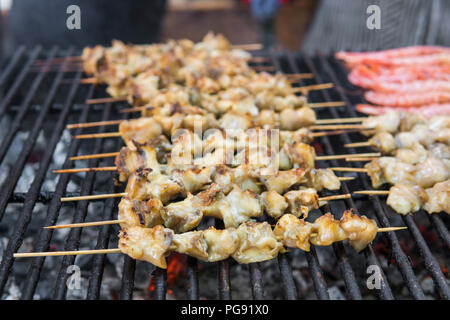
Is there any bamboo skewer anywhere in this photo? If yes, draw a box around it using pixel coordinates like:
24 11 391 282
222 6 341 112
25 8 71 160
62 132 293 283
72 128 357 139
46 194 352 230
310 124 367 131
345 157 378 162
44 220 125 229
230 43 263 51
73 132 122 139
309 101 345 108
292 83 334 93
67 120 124 129
53 166 117 174
353 190 389 195
336 176 355 181
316 152 380 161
60 192 127 202
315 117 365 125
13 226 407 258
345 141 372 148
86 97 127 105
70 152 120 161
329 167 368 173
14 248 122 258
286 73 314 79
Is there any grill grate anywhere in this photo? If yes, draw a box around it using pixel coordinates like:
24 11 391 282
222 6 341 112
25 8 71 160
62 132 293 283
0 47 448 300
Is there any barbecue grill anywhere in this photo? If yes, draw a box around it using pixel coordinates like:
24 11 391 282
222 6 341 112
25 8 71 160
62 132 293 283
0 47 448 300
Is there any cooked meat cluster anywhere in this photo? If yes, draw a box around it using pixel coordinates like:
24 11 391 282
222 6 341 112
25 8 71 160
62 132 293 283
82 33 310 114
118 210 378 268
119 170 340 232
352 111 449 216
114 130 322 182
76 33 392 268
386 180 449 215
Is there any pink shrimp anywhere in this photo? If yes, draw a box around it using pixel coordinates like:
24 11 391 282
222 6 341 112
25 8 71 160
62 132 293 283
369 53 450 67
335 46 450 66
371 79 450 93
356 104 450 117
364 91 450 107
352 64 450 84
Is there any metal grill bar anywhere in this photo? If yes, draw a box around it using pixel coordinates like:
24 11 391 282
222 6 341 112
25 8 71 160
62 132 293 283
0 46 26 94
217 261 231 299
298 55 364 300
19 72 86 299
186 257 199 299
0 47 59 221
401 214 450 299
153 268 167 300
248 263 264 300
0 47 43 117
86 172 121 300
429 215 450 250
314 53 433 299
52 102 113 299
321 54 450 300
119 256 136 300
0 49 81 297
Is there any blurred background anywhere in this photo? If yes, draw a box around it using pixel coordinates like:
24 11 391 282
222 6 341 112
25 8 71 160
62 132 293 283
0 0 449 54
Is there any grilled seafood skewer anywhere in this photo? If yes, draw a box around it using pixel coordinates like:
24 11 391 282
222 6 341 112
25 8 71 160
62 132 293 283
48 183 350 232
355 180 449 216
16 211 406 268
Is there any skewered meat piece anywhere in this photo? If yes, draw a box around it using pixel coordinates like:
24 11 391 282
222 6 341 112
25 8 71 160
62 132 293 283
256 167 306 194
362 110 401 133
284 188 320 218
365 157 416 188
413 157 449 188
368 132 397 154
116 141 161 182
118 225 173 269
260 190 289 219
232 222 285 264
365 131 449 161
305 168 341 191
125 168 185 204
161 193 204 233
273 214 313 251
202 227 240 262
275 211 377 253
118 210 381 267
171 231 209 261
115 126 316 182
394 143 429 164
120 176 339 233
282 142 316 171
119 117 163 148
309 213 348 246
386 180 449 215
386 184 428 215
118 197 164 228
216 185 263 228
339 210 378 252
423 180 450 214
